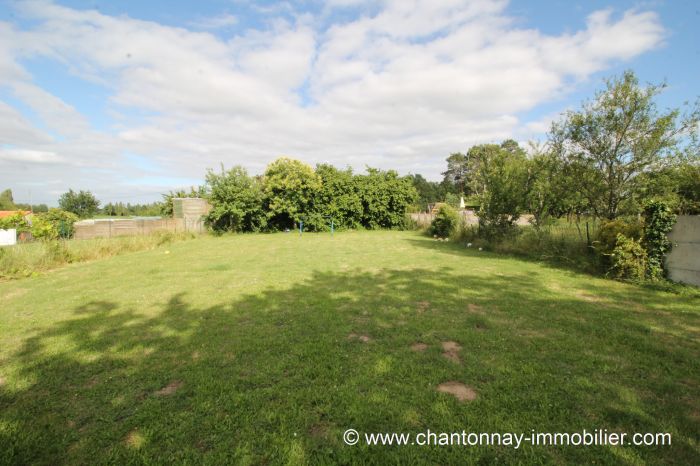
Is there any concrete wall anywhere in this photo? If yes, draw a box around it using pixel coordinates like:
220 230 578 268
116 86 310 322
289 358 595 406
0 228 16 246
173 198 211 234
74 218 188 240
666 215 700 287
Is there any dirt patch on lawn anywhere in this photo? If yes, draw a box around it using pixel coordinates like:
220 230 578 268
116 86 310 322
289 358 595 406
348 333 371 343
467 303 485 314
125 429 145 449
441 341 462 364
416 301 431 313
436 381 477 402
84 377 99 388
411 342 428 352
0 376 5 387
308 422 333 440
154 380 183 396
2 288 27 300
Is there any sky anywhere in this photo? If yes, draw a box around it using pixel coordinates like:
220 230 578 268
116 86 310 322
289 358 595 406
0 0 698 205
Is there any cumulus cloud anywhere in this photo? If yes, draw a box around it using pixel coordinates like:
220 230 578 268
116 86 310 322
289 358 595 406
0 0 665 203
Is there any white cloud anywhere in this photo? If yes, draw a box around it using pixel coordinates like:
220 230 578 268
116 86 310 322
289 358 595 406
0 0 665 204
0 148 63 163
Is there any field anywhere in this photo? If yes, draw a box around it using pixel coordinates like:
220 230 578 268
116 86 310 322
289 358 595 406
1 231 698 464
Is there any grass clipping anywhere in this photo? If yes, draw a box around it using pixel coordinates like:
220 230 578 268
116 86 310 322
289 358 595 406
0 231 196 280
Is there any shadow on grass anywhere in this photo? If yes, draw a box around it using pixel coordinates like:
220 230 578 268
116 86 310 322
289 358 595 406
1 268 698 464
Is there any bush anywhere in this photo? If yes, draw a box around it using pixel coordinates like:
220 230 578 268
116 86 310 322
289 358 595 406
609 234 647 281
595 218 642 262
31 209 79 240
0 213 30 233
430 204 460 238
642 200 676 280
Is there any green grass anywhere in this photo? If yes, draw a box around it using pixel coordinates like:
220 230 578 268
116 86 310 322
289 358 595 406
0 232 195 280
0 231 698 465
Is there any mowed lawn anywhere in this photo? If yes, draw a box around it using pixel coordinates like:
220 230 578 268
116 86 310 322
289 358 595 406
0 231 698 465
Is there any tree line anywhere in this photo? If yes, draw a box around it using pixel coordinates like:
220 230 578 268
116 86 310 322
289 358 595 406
203 159 417 232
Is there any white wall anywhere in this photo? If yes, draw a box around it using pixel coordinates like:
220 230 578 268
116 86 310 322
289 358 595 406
0 228 17 246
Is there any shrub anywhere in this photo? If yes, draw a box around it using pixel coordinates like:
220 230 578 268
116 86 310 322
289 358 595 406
642 200 676 280
595 218 642 261
31 209 79 240
0 213 30 233
430 204 460 238
609 234 647 281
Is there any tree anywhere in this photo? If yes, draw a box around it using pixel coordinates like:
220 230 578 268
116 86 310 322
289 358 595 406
204 165 266 232
263 157 322 231
524 145 575 228
441 152 469 194
355 168 418 229
409 174 449 210
550 70 699 219
314 164 363 229
58 189 100 218
467 140 529 236
0 189 16 210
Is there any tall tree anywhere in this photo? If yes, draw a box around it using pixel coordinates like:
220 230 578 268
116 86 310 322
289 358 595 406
0 189 16 210
549 70 699 219
205 165 266 232
467 141 530 235
441 152 469 194
58 189 100 218
263 157 322 230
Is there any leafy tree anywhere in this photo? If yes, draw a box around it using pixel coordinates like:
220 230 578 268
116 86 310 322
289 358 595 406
263 158 322 231
408 174 448 211
204 165 266 232
467 140 529 236
549 70 699 219
630 157 700 215
314 164 363 229
441 152 469 194
524 147 574 228
356 168 418 229
15 203 49 213
58 189 100 218
0 189 16 210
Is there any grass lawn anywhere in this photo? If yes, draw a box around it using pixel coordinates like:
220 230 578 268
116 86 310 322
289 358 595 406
1 231 698 464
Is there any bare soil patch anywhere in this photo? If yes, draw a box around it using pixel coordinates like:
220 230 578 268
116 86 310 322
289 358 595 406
154 380 183 396
125 429 145 449
441 340 462 364
416 301 430 313
348 333 371 343
411 342 428 352
308 422 332 440
436 381 477 402
467 303 484 314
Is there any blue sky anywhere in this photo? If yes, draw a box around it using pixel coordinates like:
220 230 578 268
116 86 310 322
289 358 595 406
0 0 698 205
